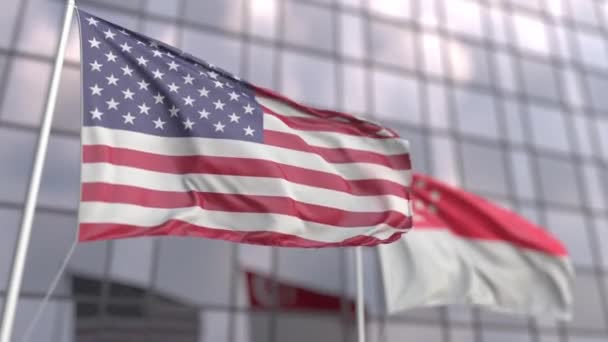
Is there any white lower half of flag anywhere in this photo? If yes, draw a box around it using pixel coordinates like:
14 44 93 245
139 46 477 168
379 229 573 319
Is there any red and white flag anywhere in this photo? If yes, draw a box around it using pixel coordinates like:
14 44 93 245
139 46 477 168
379 173 573 319
77 10 412 247
246 271 355 313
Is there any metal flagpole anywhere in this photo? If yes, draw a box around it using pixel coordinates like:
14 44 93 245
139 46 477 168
355 247 366 342
0 0 76 341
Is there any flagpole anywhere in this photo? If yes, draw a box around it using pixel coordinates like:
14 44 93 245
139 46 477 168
0 1 75 341
355 247 366 342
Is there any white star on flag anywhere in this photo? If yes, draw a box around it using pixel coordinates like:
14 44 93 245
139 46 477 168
106 98 119 110
168 83 180 93
183 96 195 106
136 56 149 66
243 126 255 136
90 108 103 120
137 80 150 90
138 102 150 115
183 118 195 130
106 74 119 85
152 69 164 79
198 87 209 97
243 103 255 114
103 29 116 39
120 42 132 52
122 112 136 124
153 117 166 129
183 74 194 84
153 93 165 104
214 121 225 132
121 65 133 76
122 88 135 100
167 61 179 71
90 84 103 96
213 99 225 110
198 109 210 119
105 51 117 62
169 105 180 117
88 38 100 48
86 17 99 26
229 113 240 123
90 60 102 71
228 91 240 101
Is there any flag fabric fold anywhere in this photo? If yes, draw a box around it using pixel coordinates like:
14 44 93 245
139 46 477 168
379 173 573 319
75 9 412 247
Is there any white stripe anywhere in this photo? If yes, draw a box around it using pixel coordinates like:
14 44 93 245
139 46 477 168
263 114 409 156
80 202 402 243
378 230 573 319
83 127 410 184
82 163 412 215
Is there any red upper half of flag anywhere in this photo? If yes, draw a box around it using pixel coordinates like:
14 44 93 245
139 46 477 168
411 173 568 257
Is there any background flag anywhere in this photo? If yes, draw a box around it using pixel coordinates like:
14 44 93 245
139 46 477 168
76 9 413 247
379 173 573 319
246 270 355 313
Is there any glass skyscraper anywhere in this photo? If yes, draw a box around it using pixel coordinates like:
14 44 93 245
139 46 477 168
0 0 607 341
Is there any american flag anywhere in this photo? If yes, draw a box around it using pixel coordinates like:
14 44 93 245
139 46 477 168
77 9 413 247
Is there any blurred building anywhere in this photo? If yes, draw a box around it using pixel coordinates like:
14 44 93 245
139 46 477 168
0 0 607 341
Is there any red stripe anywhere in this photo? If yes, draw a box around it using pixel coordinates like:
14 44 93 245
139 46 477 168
264 131 411 170
82 145 410 199
263 108 395 139
81 183 412 229
79 221 405 247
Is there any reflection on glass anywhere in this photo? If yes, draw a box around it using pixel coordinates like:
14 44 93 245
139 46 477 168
370 21 415 69
528 104 570 153
454 87 499 139
369 0 412 20
461 141 508 196
249 0 278 40
372 70 419 124
281 51 336 108
443 0 483 39
512 13 550 55
284 1 333 52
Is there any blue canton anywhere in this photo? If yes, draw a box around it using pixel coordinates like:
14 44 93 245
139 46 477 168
79 9 263 142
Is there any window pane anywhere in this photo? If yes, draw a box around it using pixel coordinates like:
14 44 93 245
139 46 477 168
568 273 606 330
520 58 558 102
585 74 608 114
449 41 490 86
461 142 508 196
509 149 536 200
529 104 570 153
54 65 81 132
369 0 412 20
340 13 364 60
495 51 517 94
537 155 582 207
581 163 607 212
247 44 275 89
184 0 242 32
482 330 532 342
281 52 336 108
373 70 419 124
427 83 449 130
341 63 367 115
430 136 461 186
110 239 154 285
0 209 19 291
155 239 233 306
0 0 20 49
512 13 550 56
420 32 444 77
454 88 499 139
16 0 61 56
284 2 333 52
596 217 608 270
249 0 278 40
598 119 608 160
576 30 608 70
39 135 80 209
0 128 35 203
384 323 442 342
546 209 593 267
502 99 525 144
182 30 242 75
571 113 594 157
1 58 52 125
570 1 600 27
276 314 343 342
370 21 415 69
145 0 179 17
394 126 429 174
444 0 483 39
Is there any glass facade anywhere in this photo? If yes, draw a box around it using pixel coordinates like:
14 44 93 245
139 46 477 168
0 0 607 341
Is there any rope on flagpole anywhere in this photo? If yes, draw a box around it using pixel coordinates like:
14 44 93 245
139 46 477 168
355 247 366 342
0 1 76 341
20 240 77 342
